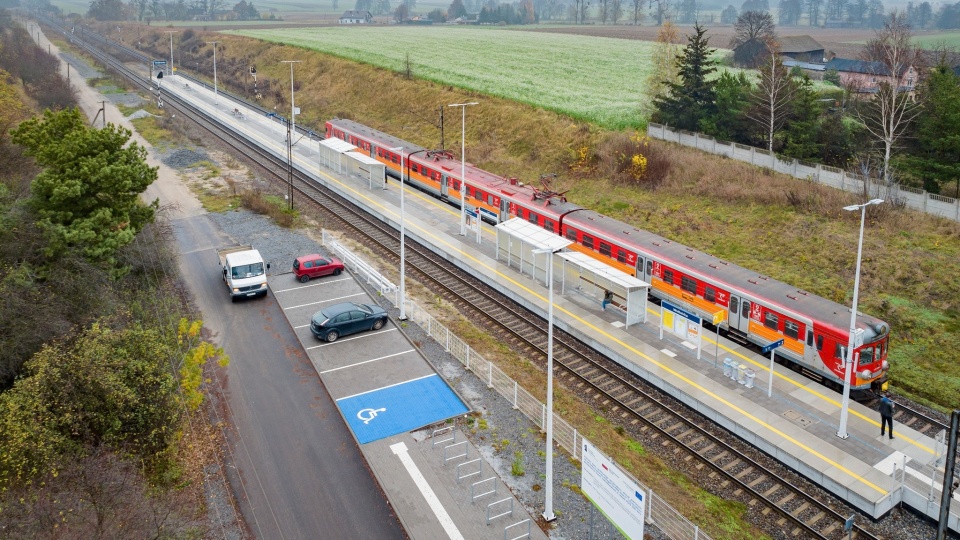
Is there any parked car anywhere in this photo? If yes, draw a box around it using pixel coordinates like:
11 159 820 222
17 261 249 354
310 302 388 342
293 254 344 283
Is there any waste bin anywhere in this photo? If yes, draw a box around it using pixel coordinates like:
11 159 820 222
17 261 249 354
744 368 756 388
737 364 747 385
723 357 733 378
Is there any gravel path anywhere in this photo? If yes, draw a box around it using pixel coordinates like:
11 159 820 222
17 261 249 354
58 50 102 79
161 148 212 169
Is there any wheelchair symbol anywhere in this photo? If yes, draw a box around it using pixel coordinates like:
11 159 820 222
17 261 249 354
358 408 386 425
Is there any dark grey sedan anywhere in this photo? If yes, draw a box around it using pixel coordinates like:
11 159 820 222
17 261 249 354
310 302 388 342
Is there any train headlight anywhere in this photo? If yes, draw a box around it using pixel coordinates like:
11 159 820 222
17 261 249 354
882 361 890 371
860 369 872 379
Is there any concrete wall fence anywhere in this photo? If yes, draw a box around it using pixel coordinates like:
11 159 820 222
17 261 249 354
647 123 960 223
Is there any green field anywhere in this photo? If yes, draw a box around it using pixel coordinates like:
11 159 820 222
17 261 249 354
912 31 960 49
229 26 731 130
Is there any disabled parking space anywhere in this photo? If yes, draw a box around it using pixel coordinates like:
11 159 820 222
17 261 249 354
337 374 469 444
268 270 470 446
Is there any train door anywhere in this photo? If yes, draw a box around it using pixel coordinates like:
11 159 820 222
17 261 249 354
728 296 751 334
636 256 646 280
440 174 449 199
499 198 510 222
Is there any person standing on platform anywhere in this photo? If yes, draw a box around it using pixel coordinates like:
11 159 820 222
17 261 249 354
880 393 895 440
602 290 613 311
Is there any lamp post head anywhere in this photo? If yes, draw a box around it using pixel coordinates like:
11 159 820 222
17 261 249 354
843 199 884 212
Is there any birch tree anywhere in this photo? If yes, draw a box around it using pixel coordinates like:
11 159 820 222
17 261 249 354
646 20 681 109
855 12 924 184
746 41 797 152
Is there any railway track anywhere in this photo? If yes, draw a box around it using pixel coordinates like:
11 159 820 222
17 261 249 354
38 15 889 539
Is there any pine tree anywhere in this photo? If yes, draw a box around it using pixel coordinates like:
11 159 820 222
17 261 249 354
651 23 717 132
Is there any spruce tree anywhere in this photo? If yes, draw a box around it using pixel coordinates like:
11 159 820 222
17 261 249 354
651 23 718 133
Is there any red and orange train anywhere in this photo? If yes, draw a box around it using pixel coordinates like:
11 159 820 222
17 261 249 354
326 118 890 392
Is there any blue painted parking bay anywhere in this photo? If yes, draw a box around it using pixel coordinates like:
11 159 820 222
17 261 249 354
338 374 469 444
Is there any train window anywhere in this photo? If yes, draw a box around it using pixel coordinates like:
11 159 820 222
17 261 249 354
646 260 653 276
599 243 612 257
807 330 814 346
454 180 462 191
544 219 553 232
488 194 495 206
861 347 875 364
784 320 799 339
681 276 696 294
475 189 484 200
583 235 595 250
764 312 779 330
566 229 577 242
528 212 538 225
663 269 674 284
835 343 844 359
705 286 716 303
616 250 627 264
730 297 739 312
741 301 749 318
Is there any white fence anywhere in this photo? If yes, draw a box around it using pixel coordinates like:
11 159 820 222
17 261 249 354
322 231 713 540
647 123 960 222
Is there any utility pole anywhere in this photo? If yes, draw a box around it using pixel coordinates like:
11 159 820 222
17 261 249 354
439 105 444 151
205 41 219 106
280 60 302 211
165 30 177 77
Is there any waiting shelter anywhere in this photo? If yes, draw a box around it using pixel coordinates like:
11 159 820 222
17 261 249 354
558 251 650 327
495 218 571 285
318 140 387 190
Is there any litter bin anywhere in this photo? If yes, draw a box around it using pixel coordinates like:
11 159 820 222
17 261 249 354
737 364 747 385
722 357 733 378
744 368 756 389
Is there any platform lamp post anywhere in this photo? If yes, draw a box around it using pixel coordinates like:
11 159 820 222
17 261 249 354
533 244 563 523
837 198 883 439
448 102 478 238
389 146 410 320
205 41 219 106
164 30 176 78
280 60 302 212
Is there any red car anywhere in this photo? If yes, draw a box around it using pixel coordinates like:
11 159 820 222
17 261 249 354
293 254 344 283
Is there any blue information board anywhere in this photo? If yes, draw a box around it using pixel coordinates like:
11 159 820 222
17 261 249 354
761 339 784 354
337 374 469 444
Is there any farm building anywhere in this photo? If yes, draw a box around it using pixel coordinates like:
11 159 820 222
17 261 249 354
778 36 825 63
823 57 918 94
733 35 825 68
339 10 373 24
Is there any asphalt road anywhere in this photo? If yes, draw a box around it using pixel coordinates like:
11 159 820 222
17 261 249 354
172 213 405 540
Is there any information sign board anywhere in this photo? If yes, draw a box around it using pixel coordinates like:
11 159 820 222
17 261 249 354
582 439 645 539
761 339 784 354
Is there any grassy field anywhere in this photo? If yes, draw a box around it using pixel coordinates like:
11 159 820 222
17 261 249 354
229 26 739 130
912 31 960 49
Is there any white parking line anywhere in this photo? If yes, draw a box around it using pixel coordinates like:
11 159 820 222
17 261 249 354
272 277 353 293
319 350 415 374
283 293 366 311
303 327 398 344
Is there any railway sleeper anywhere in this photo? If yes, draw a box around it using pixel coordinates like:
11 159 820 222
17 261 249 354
791 501 810 517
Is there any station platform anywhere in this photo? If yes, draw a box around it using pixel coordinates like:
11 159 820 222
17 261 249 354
161 74 958 531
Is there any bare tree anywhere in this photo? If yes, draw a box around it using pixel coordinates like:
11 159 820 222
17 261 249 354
854 11 924 184
807 0 823 25
730 10 775 48
649 0 671 25
598 0 611 22
611 0 623 22
745 40 798 152
630 0 645 23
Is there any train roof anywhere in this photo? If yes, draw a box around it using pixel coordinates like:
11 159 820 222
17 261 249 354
563 208 888 341
329 118 578 212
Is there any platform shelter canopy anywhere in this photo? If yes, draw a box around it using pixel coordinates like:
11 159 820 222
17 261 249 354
558 251 650 327
495 218 572 285
343 151 386 190
319 138 357 173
